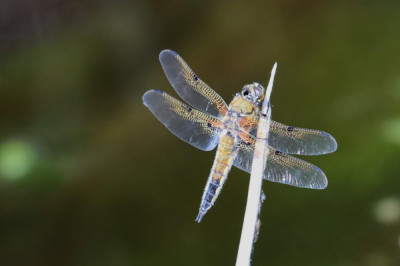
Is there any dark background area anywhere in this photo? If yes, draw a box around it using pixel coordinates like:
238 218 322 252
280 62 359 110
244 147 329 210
0 0 400 265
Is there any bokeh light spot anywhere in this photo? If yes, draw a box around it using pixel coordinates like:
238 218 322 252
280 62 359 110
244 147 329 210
0 140 36 180
373 196 400 225
382 118 400 146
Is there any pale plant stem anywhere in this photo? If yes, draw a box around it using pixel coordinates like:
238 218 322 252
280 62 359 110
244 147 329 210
235 63 277 266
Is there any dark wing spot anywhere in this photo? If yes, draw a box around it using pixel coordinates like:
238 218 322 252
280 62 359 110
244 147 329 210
207 122 212 127
287 126 294 132
193 74 198 81
274 150 282 155
186 107 192 112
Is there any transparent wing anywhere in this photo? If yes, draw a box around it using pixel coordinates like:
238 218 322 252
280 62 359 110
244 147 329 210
269 121 337 155
159 49 228 119
233 132 328 189
243 118 337 155
143 90 223 151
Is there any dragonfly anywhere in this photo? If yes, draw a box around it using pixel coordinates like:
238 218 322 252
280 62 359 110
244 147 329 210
143 50 337 223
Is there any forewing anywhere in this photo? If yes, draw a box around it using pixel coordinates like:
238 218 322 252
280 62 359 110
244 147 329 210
245 119 337 155
143 90 223 151
233 133 328 189
159 50 228 119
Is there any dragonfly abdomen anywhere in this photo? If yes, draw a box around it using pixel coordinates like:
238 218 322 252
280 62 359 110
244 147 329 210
196 132 238 222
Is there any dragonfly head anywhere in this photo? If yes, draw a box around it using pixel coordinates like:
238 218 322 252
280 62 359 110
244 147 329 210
241 83 265 106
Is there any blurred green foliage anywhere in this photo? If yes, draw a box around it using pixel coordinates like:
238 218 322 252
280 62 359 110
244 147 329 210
0 0 400 265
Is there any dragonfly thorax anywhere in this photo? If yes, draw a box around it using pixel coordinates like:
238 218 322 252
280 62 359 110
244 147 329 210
222 110 240 132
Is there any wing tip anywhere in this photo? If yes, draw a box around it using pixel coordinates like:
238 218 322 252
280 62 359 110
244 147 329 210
312 165 328 190
321 131 331 137
315 179 328 190
159 49 178 61
330 136 338 152
320 131 338 153
153 89 163 94
142 90 164 106
312 164 323 174
144 89 163 95
316 181 328 190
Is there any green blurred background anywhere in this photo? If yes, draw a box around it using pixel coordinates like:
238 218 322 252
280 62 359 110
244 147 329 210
1 0 400 265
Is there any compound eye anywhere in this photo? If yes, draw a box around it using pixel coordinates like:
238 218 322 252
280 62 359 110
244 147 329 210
242 89 249 96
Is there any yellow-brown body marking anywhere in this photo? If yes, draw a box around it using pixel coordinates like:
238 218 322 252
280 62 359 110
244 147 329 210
196 84 264 222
